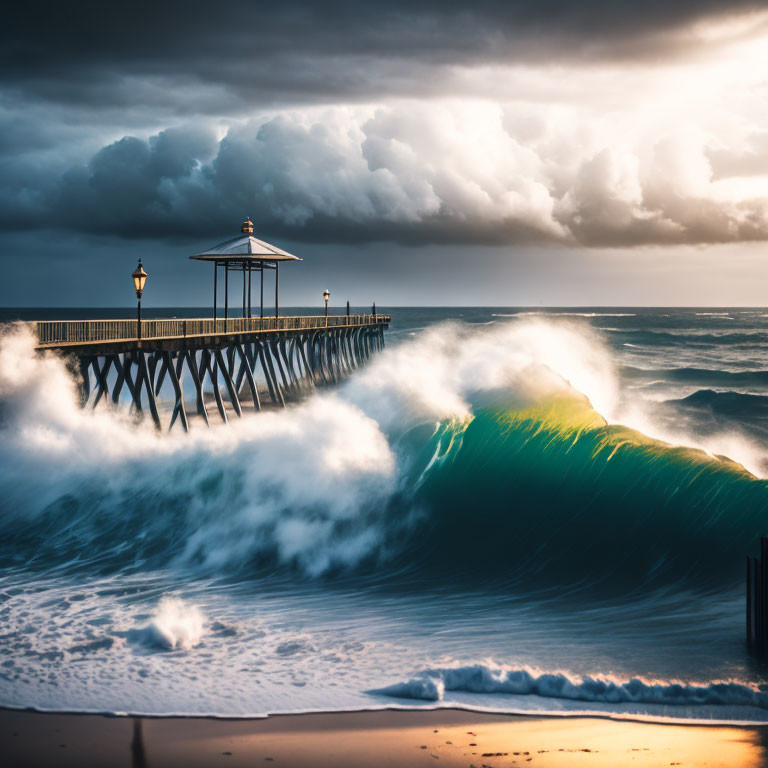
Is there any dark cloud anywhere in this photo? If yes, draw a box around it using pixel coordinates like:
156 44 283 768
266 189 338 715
2 1 764 110
1 1 767 250
3 105 767 248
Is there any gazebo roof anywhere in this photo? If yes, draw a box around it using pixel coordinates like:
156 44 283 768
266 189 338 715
190 219 301 263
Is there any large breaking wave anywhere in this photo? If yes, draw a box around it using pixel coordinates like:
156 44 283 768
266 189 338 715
0 317 766 589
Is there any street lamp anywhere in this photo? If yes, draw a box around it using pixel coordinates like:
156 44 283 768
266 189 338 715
132 259 147 340
323 289 330 326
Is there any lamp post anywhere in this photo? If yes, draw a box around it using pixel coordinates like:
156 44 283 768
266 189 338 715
323 289 330 327
132 259 147 341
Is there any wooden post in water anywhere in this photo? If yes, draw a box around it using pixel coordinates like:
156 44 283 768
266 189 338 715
762 538 768 656
746 538 768 657
747 555 753 650
754 554 761 653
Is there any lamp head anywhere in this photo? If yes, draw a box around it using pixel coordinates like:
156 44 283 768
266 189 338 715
132 259 147 297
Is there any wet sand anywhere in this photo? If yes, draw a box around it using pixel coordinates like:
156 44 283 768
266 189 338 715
1 707 766 768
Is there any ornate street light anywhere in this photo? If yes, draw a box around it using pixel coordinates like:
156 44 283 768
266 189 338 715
323 289 330 326
132 259 147 340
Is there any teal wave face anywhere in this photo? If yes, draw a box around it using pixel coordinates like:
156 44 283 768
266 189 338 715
6 392 767 591
412 396 768 588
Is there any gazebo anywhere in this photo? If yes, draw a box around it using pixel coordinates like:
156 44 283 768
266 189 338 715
190 219 301 319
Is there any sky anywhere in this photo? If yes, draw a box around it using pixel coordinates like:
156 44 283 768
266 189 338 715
3 0 768 307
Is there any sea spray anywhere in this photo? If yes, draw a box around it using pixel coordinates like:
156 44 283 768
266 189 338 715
128 596 205 651
341 318 619 427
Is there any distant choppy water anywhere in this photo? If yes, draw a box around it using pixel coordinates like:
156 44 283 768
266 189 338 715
2 307 768 722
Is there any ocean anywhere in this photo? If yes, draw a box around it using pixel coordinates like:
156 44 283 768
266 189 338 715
1 307 768 724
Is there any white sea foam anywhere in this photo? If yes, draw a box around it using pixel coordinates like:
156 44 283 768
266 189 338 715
375 665 768 710
512 312 637 317
2 575 765 722
0 326 398 575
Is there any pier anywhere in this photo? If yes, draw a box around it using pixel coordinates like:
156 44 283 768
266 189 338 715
34 220 390 430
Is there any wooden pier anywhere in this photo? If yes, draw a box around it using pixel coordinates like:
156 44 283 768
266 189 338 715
36 314 390 431
32 218 390 430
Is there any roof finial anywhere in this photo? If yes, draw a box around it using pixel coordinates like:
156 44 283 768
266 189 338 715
241 217 254 235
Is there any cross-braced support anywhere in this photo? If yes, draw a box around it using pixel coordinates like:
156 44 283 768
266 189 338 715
76 325 385 431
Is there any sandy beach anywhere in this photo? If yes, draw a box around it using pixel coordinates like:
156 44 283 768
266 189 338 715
1 707 766 768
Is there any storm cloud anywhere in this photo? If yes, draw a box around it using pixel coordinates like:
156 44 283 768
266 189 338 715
3 0 767 110
2 99 767 248
2 0 768 251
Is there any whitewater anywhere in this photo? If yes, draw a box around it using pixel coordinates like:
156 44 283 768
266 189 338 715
2 307 768 724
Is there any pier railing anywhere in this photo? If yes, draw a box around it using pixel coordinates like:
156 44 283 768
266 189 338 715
35 314 390 348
